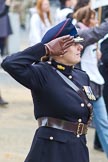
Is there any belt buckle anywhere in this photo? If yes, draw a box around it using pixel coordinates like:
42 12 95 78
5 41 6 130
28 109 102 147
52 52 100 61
77 123 84 136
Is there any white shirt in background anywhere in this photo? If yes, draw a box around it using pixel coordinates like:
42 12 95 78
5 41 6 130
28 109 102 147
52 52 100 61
81 44 105 85
29 11 52 46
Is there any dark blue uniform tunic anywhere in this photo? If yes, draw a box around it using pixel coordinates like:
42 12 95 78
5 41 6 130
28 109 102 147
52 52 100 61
1 43 91 162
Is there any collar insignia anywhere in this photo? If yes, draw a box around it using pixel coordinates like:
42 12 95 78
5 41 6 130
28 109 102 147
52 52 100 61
57 65 65 70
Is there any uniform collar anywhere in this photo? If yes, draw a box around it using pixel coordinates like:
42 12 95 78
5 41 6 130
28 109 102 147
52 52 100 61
51 59 74 76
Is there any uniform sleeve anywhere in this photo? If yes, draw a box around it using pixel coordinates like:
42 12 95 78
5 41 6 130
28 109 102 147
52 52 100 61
78 21 108 48
1 43 46 90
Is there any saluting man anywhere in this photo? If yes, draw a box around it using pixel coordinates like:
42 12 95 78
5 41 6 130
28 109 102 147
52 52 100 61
1 18 95 162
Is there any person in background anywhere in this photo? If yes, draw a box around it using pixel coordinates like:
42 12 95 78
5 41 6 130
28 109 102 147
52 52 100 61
55 0 91 26
1 18 95 162
99 7 108 114
29 0 52 46
55 0 74 25
99 8 108 119
93 7 108 152
99 6 108 113
73 2 108 153
100 37 108 115
74 2 108 152
0 0 11 106
74 6 108 157
0 0 12 57
18 0 34 29
0 0 11 17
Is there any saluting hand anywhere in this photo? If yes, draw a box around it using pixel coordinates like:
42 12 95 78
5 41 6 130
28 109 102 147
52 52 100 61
45 35 74 56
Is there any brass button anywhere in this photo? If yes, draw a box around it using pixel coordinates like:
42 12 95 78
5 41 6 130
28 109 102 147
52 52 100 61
49 136 54 140
68 75 72 79
81 103 84 107
47 61 51 64
77 134 80 138
87 103 92 107
78 119 82 123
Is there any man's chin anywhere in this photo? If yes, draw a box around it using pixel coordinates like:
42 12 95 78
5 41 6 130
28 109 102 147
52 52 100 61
76 59 81 64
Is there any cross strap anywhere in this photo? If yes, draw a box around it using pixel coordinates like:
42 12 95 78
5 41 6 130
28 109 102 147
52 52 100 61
56 70 89 105
56 70 93 125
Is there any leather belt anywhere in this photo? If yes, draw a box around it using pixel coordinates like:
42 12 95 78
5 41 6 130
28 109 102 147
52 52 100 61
37 117 88 136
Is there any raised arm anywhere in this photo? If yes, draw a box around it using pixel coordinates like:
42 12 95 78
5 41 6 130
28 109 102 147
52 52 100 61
1 43 45 90
1 36 73 90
